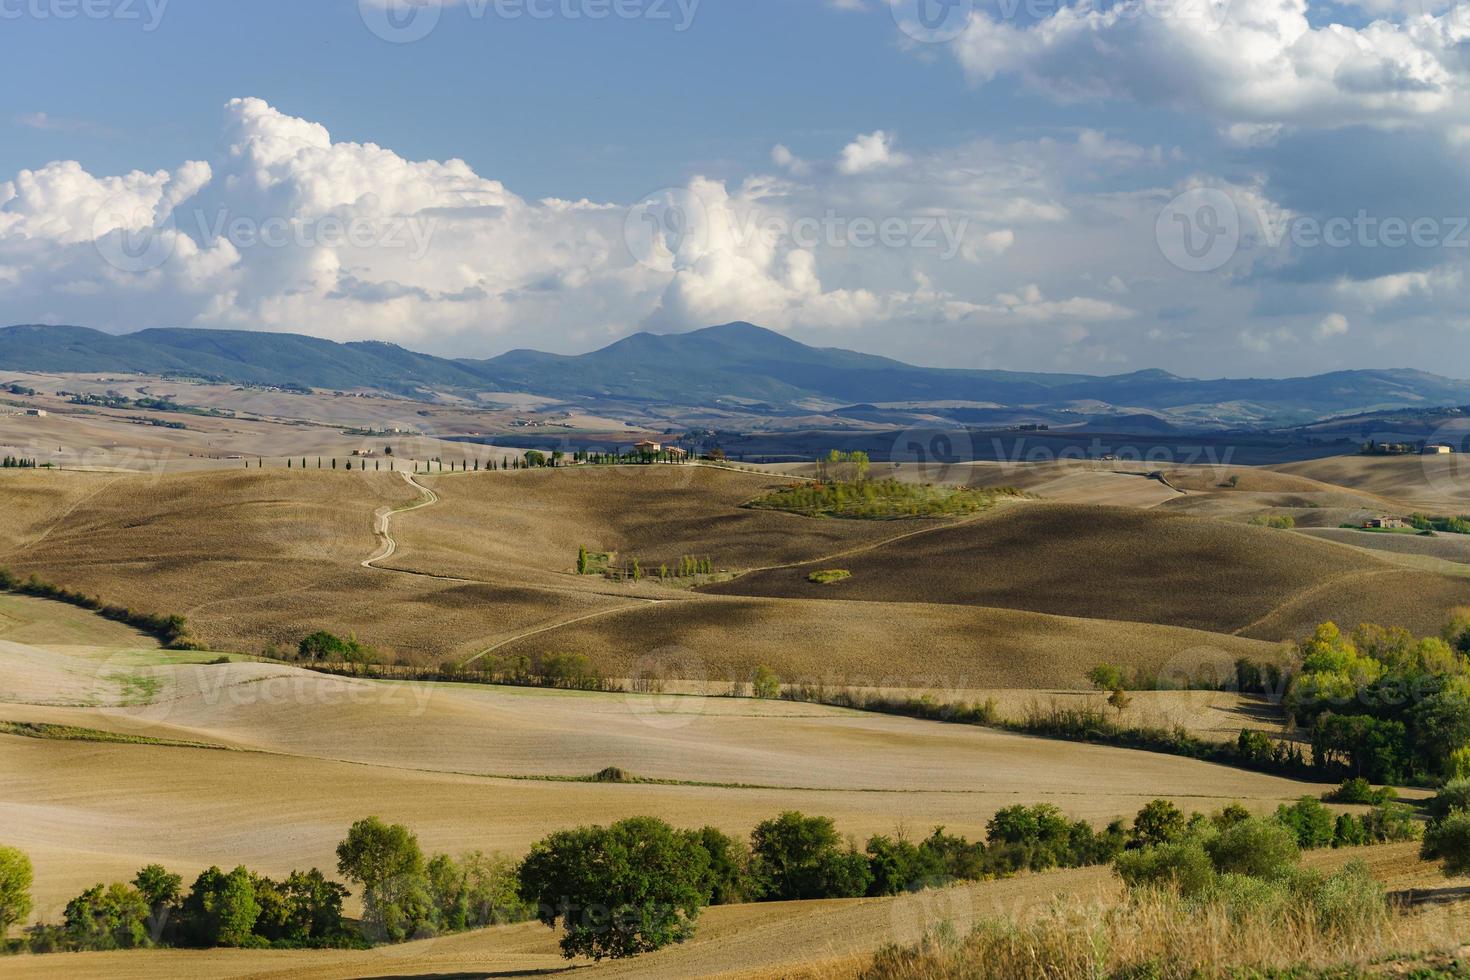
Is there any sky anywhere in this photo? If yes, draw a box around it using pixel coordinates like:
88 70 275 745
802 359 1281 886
0 0 1464 377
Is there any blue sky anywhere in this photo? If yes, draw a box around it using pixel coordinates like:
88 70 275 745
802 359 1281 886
0 0 1465 376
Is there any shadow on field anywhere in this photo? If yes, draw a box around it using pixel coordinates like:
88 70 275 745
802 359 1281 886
1391 884 1470 908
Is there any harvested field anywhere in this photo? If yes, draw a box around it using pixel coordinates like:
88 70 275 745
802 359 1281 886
1275 455 1470 510
390 465 930 580
1298 526 1470 565
492 594 1282 687
0 640 1336 920
706 503 1470 639
0 469 633 660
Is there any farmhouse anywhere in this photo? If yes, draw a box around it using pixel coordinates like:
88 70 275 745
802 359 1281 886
665 446 689 459
1425 444 1455 455
1364 516 1408 529
634 439 662 453
25 409 46 417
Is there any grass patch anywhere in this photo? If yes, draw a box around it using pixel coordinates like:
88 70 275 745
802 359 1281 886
807 569 852 585
0 720 225 751
747 479 1021 520
108 671 162 706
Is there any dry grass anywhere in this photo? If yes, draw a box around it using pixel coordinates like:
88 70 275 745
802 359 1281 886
391 465 928 580
1276 455 1470 511
840 843 1470 980
708 503 1469 639
493 593 1282 688
0 468 631 660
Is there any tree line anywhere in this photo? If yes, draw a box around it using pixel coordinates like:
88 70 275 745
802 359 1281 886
0 568 197 649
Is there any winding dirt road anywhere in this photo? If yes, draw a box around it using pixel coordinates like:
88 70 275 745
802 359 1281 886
361 472 440 569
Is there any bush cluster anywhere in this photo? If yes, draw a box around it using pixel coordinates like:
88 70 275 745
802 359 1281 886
21 863 358 953
1288 621 1470 784
748 479 1019 520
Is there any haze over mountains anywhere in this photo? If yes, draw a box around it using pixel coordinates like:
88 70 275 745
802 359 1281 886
1 321 1466 429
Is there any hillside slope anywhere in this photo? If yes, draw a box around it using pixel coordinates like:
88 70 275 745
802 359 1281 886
706 503 1469 639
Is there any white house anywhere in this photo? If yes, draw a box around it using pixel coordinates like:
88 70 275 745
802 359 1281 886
1425 444 1454 455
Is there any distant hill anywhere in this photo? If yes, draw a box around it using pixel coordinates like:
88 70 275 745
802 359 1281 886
2 321 1468 427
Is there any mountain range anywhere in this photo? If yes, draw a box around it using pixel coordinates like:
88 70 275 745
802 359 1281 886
1 321 1466 428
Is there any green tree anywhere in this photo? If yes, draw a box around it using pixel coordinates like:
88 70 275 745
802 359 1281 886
1130 800 1187 848
517 817 710 960
577 545 588 575
751 666 780 700
691 827 753 905
132 864 181 941
336 817 430 943
749 812 873 901
0 846 32 940
180 866 259 947
63 882 152 950
1087 664 1124 691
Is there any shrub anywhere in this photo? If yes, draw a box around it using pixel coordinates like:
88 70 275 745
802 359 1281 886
1422 811 1470 876
1426 777 1470 819
807 569 852 585
1360 802 1418 843
1274 797 1336 849
1207 818 1300 878
1087 664 1124 691
751 665 780 700
1114 839 1216 896
517 816 710 960
1324 777 1396 805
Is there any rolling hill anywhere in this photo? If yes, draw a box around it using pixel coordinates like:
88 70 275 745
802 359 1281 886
3 321 1468 425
